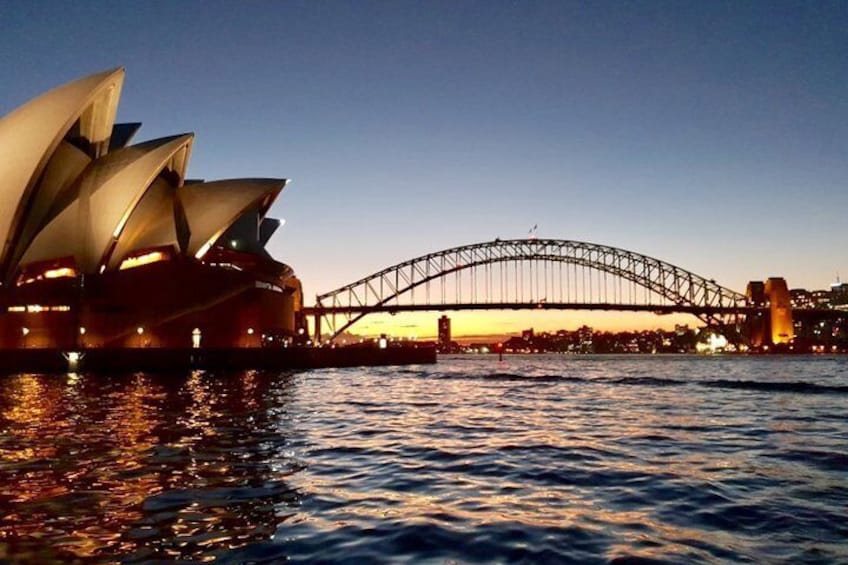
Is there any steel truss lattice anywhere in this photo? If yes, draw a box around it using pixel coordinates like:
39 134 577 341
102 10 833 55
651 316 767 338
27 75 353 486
312 239 749 341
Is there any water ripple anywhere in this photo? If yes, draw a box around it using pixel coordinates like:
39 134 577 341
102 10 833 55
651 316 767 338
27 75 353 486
0 356 846 563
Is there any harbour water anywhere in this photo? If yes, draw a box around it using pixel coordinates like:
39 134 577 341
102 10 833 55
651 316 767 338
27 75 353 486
1 355 846 563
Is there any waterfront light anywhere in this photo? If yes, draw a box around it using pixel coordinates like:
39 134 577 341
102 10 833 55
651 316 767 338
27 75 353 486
247 328 255 335
136 327 144 335
79 327 86 335
21 327 29 336
65 351 82 371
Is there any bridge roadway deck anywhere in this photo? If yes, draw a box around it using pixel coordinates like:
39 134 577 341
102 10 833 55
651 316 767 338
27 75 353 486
305 303 845 317
303 302 764 316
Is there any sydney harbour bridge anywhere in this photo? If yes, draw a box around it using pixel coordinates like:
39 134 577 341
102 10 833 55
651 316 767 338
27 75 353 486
304 238 840 344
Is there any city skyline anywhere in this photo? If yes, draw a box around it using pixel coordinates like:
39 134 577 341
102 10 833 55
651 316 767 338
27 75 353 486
2 1 846 336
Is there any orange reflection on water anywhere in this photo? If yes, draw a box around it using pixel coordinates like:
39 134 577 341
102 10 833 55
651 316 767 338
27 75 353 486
1 375 60 465
0 371 299 562
0 374 169 558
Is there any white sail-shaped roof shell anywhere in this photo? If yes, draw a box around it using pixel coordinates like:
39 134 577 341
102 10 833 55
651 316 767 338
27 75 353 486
1 67 293 282
179 179 286 259
20 134 194 273
0 68 124 272
105 177 179 270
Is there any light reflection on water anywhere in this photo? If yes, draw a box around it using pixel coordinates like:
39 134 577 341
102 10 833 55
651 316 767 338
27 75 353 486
0 355 846 563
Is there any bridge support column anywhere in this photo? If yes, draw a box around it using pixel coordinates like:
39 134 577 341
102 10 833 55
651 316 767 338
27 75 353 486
313 311 322 344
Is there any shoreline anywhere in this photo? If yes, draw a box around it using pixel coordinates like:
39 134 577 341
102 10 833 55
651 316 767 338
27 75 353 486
0 345 436 374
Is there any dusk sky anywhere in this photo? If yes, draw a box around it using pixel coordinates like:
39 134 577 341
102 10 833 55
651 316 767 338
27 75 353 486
2 1 846 336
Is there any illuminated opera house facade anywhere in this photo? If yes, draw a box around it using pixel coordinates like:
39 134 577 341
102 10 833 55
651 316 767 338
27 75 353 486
0 67 303 350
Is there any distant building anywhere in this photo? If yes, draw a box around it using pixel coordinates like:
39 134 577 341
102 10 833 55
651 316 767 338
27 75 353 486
811 290 832 308
831 282 848 311
577 325 594 353
437 315 451 352
521 328 534 341
790 289 814 309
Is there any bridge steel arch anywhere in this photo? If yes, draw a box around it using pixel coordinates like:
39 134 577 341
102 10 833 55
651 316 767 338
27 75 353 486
312 239 748 342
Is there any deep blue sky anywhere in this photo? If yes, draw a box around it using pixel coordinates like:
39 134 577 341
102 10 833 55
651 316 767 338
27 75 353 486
1 1 846 328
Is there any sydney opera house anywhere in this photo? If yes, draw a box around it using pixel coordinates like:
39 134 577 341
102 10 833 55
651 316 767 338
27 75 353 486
0 67 304 350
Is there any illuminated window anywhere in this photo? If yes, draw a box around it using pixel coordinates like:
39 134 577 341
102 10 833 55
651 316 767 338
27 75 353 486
255 281 283 293
10 304 72 313
16 265 77 286
119 250 167 270
209 262 243 271
44 267 76 279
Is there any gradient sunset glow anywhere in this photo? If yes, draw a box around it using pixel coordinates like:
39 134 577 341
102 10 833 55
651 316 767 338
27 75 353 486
2 2 845 340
